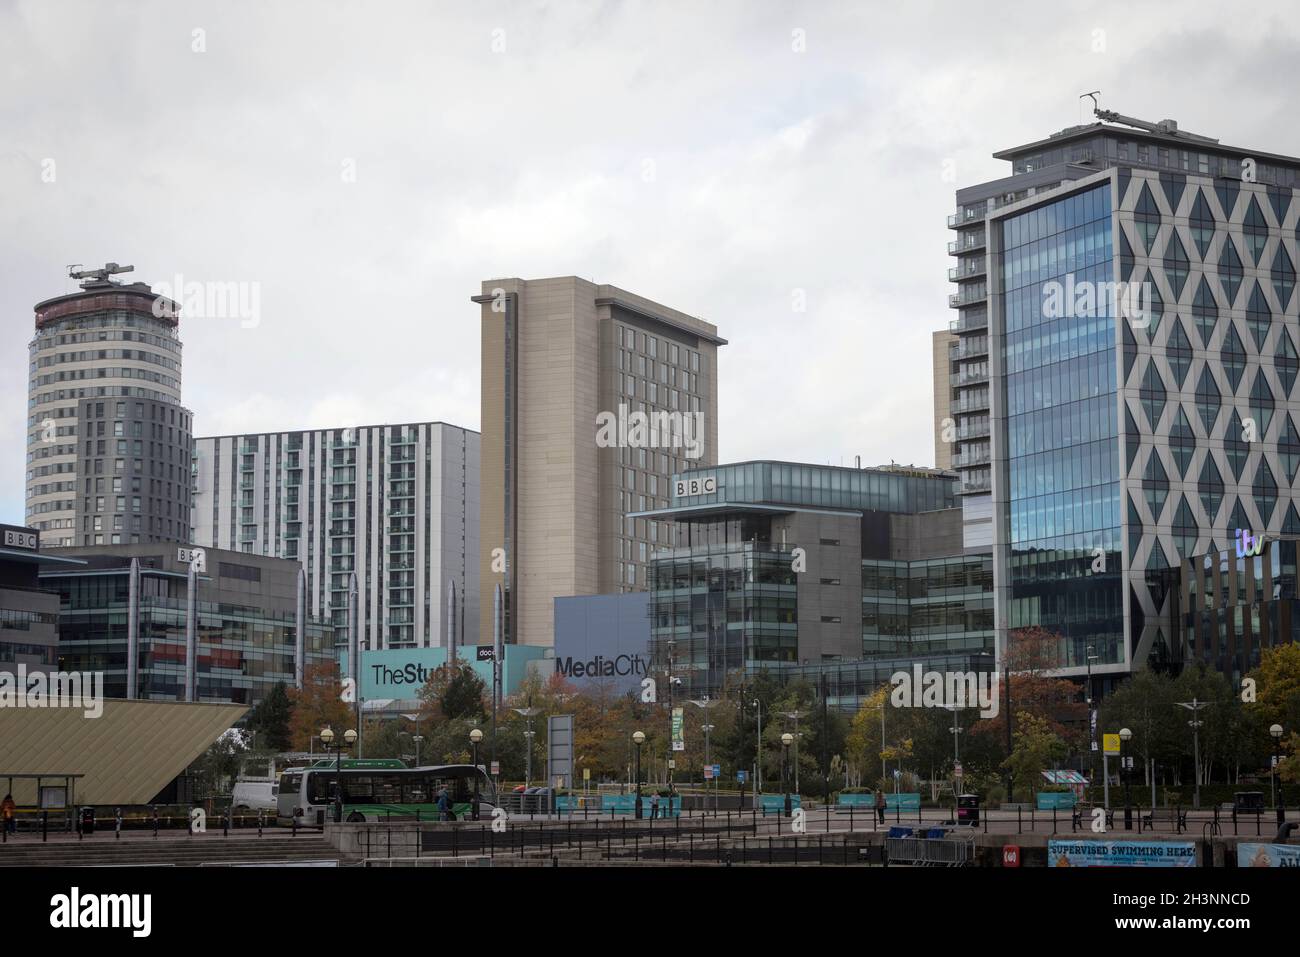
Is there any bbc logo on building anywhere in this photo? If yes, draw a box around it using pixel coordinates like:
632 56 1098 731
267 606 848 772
2 527 38 551
675 476 717 497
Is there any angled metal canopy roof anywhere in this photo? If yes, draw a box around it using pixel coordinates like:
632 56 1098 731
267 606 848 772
0 699 247 805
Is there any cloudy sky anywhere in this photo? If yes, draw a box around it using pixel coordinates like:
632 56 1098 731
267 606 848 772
4 0 1299 523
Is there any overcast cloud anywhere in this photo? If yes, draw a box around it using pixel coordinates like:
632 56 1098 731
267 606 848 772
4 0 1299 522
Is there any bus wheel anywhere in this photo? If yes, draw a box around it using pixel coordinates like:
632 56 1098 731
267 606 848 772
346 811 365 823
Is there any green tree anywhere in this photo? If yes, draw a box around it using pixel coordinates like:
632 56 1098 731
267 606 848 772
1253 643 1300 733
1002 711 1067 802
418 663 487 723
247 681 293 752
189 729 249 798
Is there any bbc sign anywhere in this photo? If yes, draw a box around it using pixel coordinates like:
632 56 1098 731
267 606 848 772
674 475 717 498
2 527 38 551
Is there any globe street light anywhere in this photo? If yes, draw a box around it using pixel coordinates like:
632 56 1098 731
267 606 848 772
1119 727 1133 830
320 726 356 823
781 732 795 817
469 727 484 821
1271 724 1285 825
632 731 646 819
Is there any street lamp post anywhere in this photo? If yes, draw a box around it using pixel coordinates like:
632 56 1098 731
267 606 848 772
753 698 763 798
469 728 483 821
702 723 716 810
948 705 965 816
781 732 794 817
1271 724 1286 825
1119 727 1133 830
319 726 357 823
1085 645 1099 784
1176 697 1211 809
780 711 805 795
691 696 720 810
412 734 423 767
514 705 540 790
632 731 646 819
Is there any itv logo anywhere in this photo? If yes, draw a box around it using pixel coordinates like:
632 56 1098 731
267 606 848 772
1235 528 1264 559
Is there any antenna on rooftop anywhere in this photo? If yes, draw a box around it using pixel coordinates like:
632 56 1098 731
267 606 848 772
68 262 134 286
1079 91 1101 122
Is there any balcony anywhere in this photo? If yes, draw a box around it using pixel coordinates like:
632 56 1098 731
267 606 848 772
950 338 989 361
952 367 989 387
948 256 986 282
957 421 991 440
949 310 989 333
953 448 991 468
960 470 993 494
955 393 990 413
947 205 989 230
949 288 987 308
948 233 987 255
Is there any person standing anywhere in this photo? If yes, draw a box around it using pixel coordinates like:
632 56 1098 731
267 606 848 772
650 792 660 820
1 794 15 835
436 788 451 822
874 788 886 824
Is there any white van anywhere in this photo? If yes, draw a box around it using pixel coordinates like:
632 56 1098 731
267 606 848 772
231 778 278 811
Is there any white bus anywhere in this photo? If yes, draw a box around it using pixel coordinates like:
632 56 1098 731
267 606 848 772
277 760 495 825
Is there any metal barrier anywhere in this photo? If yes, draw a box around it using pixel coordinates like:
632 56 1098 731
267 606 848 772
884 829 974 867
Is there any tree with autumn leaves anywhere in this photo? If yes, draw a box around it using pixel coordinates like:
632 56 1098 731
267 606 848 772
287 661 354 752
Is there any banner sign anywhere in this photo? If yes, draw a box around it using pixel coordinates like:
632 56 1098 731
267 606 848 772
1048 840 1196 868
671 707 685 752
1238 843 1300 867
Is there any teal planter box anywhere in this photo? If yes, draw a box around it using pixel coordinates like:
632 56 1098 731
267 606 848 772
594 794 681 817
836 793 919 810
1036 792 1076 810
759 795 801 815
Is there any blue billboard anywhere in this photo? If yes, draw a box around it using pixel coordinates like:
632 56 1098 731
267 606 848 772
552 592 651 694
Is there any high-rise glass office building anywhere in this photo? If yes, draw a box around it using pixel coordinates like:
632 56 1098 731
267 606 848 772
945 110 1300 682
191 422 479 652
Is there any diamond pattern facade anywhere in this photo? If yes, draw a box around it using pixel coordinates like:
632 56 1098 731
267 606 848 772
1118 168 1300 669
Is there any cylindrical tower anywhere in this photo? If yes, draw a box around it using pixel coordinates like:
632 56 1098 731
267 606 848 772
26 264 193 547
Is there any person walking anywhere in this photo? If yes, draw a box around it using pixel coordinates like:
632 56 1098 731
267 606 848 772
1 794 16 836
874 788 886 824
650 792 660 820
436 788 451 822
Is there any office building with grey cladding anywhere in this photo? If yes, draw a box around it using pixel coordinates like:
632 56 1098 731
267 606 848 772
943 107 1300 686
191 422 479 654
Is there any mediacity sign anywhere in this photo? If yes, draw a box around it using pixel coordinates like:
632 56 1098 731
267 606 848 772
1048 840 1197 868
553 593 651 694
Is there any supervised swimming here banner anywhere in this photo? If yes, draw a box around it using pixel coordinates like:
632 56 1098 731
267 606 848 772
1047 840 1197 867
